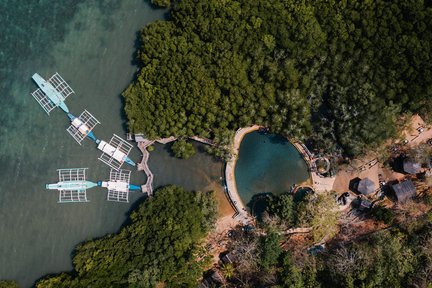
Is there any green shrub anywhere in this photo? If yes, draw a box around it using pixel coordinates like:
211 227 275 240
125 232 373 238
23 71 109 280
372 205 395 225
171 139 196 159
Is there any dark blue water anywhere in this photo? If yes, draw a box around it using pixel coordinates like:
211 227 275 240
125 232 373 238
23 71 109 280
0 1 223 286
235 132 310 205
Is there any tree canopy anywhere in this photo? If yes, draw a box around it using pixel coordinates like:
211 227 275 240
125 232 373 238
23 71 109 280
35 185 218 287
150 0 171 8
0 281 18 288
171 139 196 159
124 0 432 156
297 193 340 243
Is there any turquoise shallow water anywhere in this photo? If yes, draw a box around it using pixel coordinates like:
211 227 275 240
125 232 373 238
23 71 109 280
235 132 310 206
0 1 222 286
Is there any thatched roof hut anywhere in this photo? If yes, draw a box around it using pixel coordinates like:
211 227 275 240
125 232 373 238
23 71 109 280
403 159 422 174
391 180 416 203
221 250 239 264
199 269 225 288
359 199 372 210
357 178 376 195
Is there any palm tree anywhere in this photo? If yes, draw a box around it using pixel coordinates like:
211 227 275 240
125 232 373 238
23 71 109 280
221 263 235 280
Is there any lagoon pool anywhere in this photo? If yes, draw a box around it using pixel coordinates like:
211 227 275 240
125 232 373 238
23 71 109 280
234 131 310 206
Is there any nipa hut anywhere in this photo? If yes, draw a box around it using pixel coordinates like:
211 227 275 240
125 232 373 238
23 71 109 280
357 178 376 196
391 180 416 203
403 159 422 174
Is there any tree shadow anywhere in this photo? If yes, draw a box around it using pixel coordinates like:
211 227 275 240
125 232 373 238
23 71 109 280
349 177 361 193
163 142 176 157
246 192 273 221
117 30 144 134
389 155 406 174
119 193 150 228
143 0 175 19
144 0 164 10
131 30 143 67
266 133 289 145
117 91 130 133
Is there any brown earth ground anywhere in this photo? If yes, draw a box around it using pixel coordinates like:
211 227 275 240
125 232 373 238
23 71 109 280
202 181 238 265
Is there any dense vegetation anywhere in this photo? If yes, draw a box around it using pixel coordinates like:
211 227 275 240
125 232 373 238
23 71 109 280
0 281 18 288
150 0 171 8
35 186 217 287
263 192 339 243
170 139 196 159
225 200 432 287
124 0 432 156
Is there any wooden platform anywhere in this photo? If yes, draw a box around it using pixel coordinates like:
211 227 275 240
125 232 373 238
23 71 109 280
137 140 155 197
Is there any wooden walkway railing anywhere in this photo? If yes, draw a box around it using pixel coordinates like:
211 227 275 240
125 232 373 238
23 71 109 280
188 136 214 146
137 140 155 197
133 135 213 198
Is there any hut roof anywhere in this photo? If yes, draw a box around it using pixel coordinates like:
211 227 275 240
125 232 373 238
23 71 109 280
392 180 416 203
403 159 421 174
200 269 225 287
358 199 372 211
134 134 146 142
209 270 225 284
357 178 375 195
221 251 239 264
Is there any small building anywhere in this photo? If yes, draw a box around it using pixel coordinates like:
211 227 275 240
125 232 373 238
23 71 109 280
391 180 416 203
357 178 376 196
403 159 422 174
134 133 146 142
221 250 239 264
351 196 372 211
308 244 325 255
199 269 225 288
358 199 372 211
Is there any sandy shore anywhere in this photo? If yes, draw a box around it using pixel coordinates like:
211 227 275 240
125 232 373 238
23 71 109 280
206 215 239 264
224 125 261 223
203 181 235 217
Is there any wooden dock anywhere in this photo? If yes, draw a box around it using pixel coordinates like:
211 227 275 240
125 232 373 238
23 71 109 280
156 136 177 144
155 135 214 146
188 136 214 146
137 140 155 197
130 134 222 199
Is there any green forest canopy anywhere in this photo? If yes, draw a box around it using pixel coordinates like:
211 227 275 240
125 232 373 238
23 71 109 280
36 186 217 287
124 0 432 156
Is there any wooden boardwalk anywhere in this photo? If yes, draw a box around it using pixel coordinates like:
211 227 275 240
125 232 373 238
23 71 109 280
132 135 214 198
155 135 214 146
188 136 214 146
156 136 177 144
137 140 155 197
131 133 230 203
